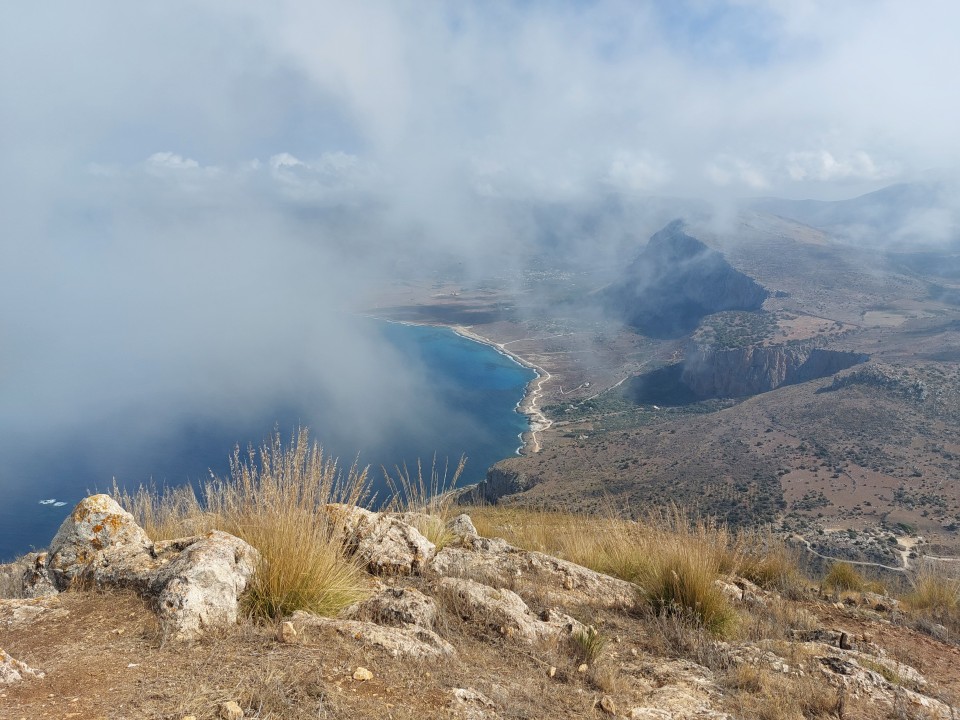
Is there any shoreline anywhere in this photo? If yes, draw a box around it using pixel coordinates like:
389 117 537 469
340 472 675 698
362 314 552 455
447 324 553 455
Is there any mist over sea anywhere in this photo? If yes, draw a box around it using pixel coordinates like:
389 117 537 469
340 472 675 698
0 321 533 561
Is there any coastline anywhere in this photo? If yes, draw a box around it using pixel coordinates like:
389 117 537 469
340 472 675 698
447 325 552 455
362 314 551 455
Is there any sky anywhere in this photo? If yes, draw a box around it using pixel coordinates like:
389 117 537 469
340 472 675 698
2 1 959 509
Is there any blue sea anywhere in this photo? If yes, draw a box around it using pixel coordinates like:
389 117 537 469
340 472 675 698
0 321 534 561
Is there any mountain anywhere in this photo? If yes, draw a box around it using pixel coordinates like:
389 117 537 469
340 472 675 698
601 220 770 338
747 180 960 249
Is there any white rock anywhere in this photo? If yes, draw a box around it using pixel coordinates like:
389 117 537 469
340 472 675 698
431 538 637 609
450 687 500 720
46 495 152 589
326 504 435 575
447 514 479 540
150 531 259 641
0 648 43 685
344 586 438 629
437 577 585 643
218 700 244 719
291 611 454 659
277 621 297 643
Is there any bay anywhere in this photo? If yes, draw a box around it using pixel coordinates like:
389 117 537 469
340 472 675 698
0 321 534 561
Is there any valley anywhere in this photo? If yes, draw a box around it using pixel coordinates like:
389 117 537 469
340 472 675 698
369 200 960 563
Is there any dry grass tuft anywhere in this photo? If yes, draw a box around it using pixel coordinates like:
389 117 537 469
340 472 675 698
112 480 208 541
722 664 840 719
468 505 739 636
117 428 371 619
568 626 606 665
384 455 466 549
905 563 960 612
903 561 960 638
822 561 866 593
737 530 808 599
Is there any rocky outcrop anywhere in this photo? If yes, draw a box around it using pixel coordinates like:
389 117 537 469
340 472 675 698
682 344 868 398
325 504 435 575
821 362 929 400
436 577 585 643
0 495 258 641
289 610 454 659
457 466 540 506
46 493 153 589
0 648 43 685
149 531 259 640
431 536 638 609
602 220 770 339
344 586 438 629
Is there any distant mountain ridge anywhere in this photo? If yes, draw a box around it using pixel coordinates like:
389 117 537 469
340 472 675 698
747 180 960 249
602 220 770 338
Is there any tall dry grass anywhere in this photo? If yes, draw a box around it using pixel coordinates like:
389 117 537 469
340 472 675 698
383 455 466 548
116 429 371 619
821 561 866 593
467 505 741 636
903 560 960 637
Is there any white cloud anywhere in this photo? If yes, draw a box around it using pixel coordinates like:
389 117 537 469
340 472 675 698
705 155 769 190
607 151 672 193
145 152 200 172
785 149 897 183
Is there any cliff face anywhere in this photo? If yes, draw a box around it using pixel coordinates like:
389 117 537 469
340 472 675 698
603 220 770 338
682 344 868 398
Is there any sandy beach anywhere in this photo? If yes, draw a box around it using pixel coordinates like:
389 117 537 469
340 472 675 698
361 313 552 455
448 324 552 454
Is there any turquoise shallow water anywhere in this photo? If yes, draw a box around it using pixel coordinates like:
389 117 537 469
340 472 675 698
0 321 534 561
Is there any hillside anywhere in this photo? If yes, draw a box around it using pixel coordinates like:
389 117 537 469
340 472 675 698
3 493 960 719
601 220 770 339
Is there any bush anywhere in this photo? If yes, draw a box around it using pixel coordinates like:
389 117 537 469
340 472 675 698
822 562 865 593
118 428 371 619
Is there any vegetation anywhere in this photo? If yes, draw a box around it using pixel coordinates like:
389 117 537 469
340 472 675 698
821 561 866 593
116 429 371 619
383 454 466 549
466 505 788 637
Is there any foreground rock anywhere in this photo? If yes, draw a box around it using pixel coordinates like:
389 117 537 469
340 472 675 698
290 610 454 659
344 586 438 629
149 531 259 640
431 536 637 609
437 577 585 643
0 648 43 685
0 495 258 640
325 504 435 575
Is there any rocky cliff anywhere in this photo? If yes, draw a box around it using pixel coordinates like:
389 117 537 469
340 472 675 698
603 220 770 338
682 344 868 398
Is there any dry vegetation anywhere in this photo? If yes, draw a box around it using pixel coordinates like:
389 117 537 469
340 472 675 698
466 505 807 637
114 429 372 619
6 432 960 718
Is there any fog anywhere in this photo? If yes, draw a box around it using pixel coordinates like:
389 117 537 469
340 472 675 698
2 2 960 545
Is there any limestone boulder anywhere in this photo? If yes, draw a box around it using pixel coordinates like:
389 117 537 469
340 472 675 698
46 494 153 589
12 496 259 641
0 648 43 685
437 577 585 643
450 687 501 720
149 530 259 641
325 504 435 575
344 586 438 629
290 610 454 659
431 537 637 609
0 553 59 599
447 514 479 540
